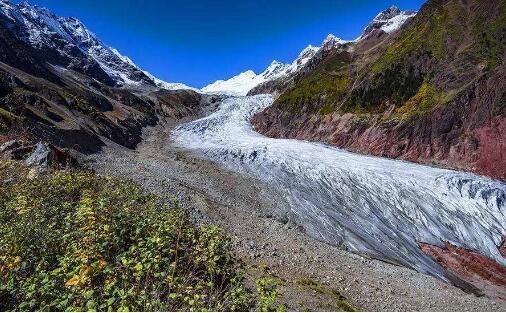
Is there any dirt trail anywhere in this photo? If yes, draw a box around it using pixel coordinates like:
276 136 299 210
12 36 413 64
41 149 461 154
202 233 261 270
87 121 504 311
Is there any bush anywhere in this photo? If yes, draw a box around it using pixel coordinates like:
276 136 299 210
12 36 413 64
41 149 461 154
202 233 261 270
0 162 251 311
255 269 286 312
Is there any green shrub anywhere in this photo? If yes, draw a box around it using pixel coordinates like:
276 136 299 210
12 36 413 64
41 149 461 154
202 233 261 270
0 163 251 311
275 51 352 115
255 269 286 312
393 81 440 118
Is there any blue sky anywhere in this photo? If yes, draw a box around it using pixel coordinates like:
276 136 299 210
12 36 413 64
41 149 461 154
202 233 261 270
16 0 425 88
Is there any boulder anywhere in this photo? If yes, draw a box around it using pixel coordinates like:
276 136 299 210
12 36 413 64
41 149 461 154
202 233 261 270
25 142 51 168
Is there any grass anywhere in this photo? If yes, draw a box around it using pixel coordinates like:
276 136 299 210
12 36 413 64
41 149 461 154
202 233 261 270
296 277 325 295
331 289 355 312
0 107 19 131
0 161 252 311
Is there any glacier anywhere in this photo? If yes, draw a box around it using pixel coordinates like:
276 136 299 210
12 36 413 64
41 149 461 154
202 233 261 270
173 94 506 286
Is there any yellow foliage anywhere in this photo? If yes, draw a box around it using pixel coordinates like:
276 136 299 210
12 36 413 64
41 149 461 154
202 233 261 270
14 195 30 215
66 265 92 287
0 256 21 278
394 81 439 118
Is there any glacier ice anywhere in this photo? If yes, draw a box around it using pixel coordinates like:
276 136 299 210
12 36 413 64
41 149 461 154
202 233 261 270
173 94 506 285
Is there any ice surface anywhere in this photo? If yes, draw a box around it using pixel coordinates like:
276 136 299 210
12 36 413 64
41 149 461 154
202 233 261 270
173 95 506 284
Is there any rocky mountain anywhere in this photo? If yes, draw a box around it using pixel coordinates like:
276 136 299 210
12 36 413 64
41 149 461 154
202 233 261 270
360 5 417 39
0 0 205 161
253 0 506 182
0 0 192 90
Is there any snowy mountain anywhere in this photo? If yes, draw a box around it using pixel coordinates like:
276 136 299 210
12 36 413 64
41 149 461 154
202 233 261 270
201 37 341 96
320 34 347 52
0 0 192 90
360 5 416 39
202 44 320 96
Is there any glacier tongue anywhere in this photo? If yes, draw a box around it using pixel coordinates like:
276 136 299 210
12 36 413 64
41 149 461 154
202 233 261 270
172 95 506 285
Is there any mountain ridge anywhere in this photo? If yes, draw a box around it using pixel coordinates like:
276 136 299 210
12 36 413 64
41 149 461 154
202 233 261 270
0 0 205 160
202 6 416 96
0 0 194 90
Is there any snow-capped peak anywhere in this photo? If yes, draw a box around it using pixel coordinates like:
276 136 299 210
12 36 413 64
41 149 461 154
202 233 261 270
261 60 289 80
360 5 417 39
58 16 102 50
321 34 347 51
201 70 263 96
201 42 323 96
298 45 319 58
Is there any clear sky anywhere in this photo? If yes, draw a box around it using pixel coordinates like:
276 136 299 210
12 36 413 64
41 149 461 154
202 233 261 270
15 0 426 88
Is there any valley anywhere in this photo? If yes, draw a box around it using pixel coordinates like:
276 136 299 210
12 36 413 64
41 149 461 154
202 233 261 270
88 106 503 311
0 0 505 310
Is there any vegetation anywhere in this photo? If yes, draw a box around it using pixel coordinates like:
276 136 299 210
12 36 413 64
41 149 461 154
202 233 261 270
331 289 354 312
274 0 505 119
296 277 354 312
475 0 506 69
0 107 19 131
255 269 286 312
275 51 352 115
0 161 252 311
346 3 458 113
393 81 440 118
296 277 325 294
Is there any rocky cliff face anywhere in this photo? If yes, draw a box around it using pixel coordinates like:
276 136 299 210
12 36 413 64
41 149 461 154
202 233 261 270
253 0 506 181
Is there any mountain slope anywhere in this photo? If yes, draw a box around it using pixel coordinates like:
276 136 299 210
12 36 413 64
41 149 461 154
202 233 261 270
0 0 203 157
247 7 415 96
253 0 506 182
0 0 192 90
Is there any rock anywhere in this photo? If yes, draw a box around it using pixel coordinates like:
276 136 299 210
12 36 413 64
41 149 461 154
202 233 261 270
2 178 16 184
25 142 51 168
27 167 39 179
0 140 19 154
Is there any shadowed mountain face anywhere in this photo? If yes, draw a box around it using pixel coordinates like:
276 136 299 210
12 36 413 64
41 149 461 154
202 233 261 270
253 0 506 182
0 0 203 155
